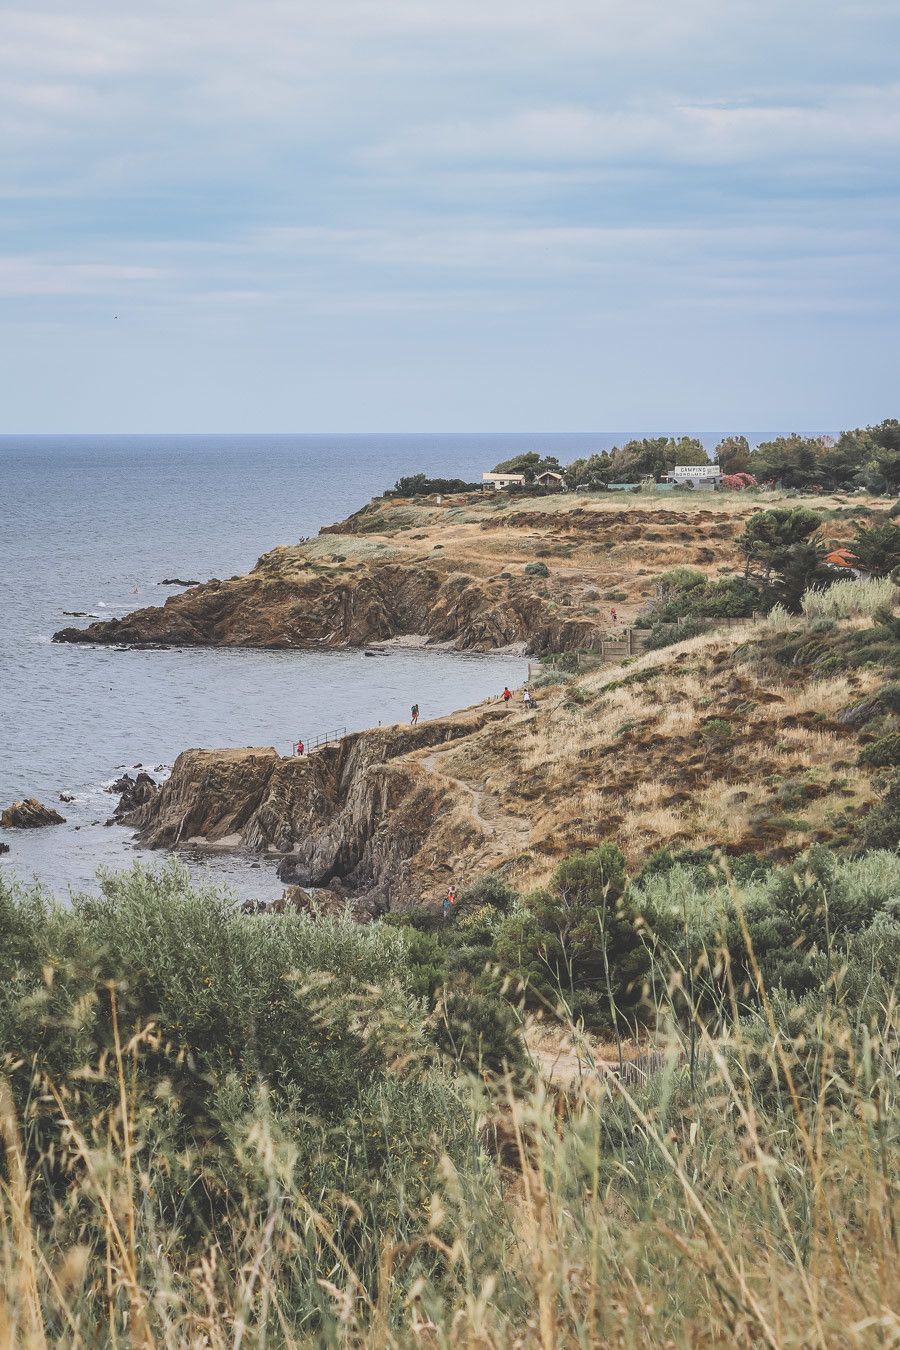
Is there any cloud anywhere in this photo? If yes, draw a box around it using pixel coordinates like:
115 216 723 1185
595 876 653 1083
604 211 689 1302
0 0 899 427
367 85 900 171
0 256 163 296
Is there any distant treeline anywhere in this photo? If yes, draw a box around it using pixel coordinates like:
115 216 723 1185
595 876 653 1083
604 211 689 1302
490 421 900 492
385 473 481 497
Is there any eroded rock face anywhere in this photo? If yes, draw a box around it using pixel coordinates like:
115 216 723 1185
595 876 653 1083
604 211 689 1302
52 562 601 655
127 748 281 843
1 799 66 828
130 717 497 910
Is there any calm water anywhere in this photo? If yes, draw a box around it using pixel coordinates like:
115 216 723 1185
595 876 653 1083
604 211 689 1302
5 432 686 900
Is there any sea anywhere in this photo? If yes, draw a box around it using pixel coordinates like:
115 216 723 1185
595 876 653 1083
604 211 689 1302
0 432 729 902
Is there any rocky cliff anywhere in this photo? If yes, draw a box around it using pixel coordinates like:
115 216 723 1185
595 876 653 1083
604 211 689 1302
53 562 601 654
125 708 510 911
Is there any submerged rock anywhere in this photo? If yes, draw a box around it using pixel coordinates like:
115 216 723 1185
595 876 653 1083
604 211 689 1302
1 799 66 828
158 578 200 587
0 841 9 854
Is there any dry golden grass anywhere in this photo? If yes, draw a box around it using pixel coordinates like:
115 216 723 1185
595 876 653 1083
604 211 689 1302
399 604 893 894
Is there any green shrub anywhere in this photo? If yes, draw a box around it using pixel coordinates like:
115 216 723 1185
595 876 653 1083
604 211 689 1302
658 566 705 592
861 771 900 849
427 975 526 1078
459 872 518 913
493 846 648 1031
700 717 733 748
642 617 707 650
524 561 550 577
859 733 900 767
0 865 476 1280
386 474 479 496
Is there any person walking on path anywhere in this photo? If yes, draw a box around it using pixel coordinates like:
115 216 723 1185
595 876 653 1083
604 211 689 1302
410 704 419 725
294 739 305 755
610 607 618 625
502 686 512 706
442 895 451 920
523 687 533 710
447 885 457 908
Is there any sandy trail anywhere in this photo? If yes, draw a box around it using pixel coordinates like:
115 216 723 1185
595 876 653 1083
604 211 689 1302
418 731 531 864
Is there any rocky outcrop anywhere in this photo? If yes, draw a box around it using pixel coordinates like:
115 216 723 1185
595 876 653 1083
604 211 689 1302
128 713 505 910
1 799 66 828
52 562 602 654
107 771 159 823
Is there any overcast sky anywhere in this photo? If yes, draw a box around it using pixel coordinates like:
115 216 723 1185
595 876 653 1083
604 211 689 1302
1 0 898 432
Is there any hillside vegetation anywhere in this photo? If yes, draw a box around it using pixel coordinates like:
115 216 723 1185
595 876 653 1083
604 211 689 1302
121 571 900 914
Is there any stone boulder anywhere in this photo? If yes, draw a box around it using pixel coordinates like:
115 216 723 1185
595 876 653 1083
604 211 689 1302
1 799 66 828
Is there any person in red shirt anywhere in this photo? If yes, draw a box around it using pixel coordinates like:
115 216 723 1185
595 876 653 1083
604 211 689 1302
502 686 512 704
294 739 304 755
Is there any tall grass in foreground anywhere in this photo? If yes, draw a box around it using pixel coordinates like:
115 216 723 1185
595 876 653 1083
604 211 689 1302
1 866 898 1346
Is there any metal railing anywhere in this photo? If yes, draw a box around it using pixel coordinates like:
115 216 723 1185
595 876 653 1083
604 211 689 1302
291 727 347 756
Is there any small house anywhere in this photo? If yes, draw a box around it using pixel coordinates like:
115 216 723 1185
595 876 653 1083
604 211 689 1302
482 472 526 491
535 470 565 490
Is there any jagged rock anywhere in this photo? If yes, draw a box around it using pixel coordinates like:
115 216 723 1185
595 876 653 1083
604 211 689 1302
109 772 159 824
159 578 200 587
239 886 354 918
0 842 9 854
59 792 75 803
1 799 66 828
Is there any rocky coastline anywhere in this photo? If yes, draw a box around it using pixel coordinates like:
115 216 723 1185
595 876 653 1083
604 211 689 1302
48 488 892 914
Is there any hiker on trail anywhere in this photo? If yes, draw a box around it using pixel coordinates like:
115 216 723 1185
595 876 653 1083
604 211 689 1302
442 895 451 920
411 704 419 725
523 687 533 709
447 885 457 908
502 686 512 705
294 739 304 756
610 607 617 624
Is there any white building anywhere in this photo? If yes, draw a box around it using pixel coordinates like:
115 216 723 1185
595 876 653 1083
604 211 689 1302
482 472 526 490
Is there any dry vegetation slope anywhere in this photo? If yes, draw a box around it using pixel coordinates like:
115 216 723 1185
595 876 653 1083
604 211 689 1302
395 610 890 901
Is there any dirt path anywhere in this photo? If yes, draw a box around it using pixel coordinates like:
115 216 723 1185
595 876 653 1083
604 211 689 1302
418 736 531 864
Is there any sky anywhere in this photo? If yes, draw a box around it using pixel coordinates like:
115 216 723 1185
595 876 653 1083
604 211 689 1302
1 0 898 433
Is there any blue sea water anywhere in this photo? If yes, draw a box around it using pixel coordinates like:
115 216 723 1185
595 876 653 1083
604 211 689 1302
0 432 731 900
